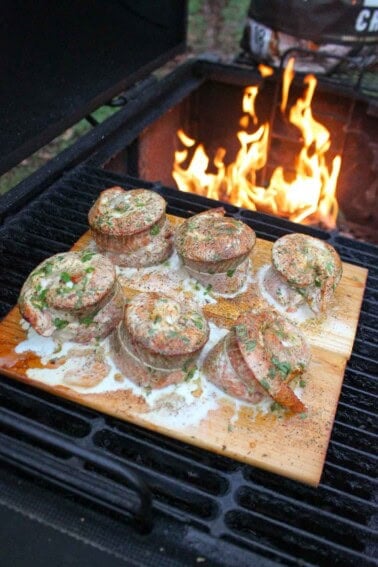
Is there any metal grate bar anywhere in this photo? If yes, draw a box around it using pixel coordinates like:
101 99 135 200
225 507 376 566
0 407 153 532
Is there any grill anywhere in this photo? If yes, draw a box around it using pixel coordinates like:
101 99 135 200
1 1 377 563
0 164 377 566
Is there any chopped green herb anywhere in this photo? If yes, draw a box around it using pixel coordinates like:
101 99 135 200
53 318 69 330
325 261 334 275
299 379 306 388
53 344 63 355
154 315 162 324
34 261 53 276
145 386 152 396
81 251 95 262
192 318 203 330
185 367 197 381
39 289 48 301
272 357 291 378
80 315 94 326
168 330 179 338
314 277 322 288
245 340 256 352
115 203 129 212
275 327 288 340
60 272 71 283
261 379 270 391
42 262 53 275
150 224 160 236
235 324 248 339
226 269 236 277
31 288 48 310
299 412 308 419
85 267 95 273
268 367 276 379
227 423 234 432
204 284 212 295
270 401 282 412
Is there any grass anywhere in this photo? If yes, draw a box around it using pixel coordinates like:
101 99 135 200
188 0 249 57
0 106 118 195
0 0 249 195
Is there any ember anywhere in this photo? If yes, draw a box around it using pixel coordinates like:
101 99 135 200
173 58 340 229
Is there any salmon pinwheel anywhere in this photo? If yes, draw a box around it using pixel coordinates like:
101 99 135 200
18 251 124 343
204 308 310 413
174 208 256 294
263 233 342 313
111 292 209 388
88 187 173 267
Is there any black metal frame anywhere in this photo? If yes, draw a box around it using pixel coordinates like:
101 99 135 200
277 46 378 98
0 0 188 177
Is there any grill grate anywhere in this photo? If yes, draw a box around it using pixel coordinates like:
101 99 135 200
0 165 377 566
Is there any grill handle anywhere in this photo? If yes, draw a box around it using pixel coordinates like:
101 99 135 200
0 407 153 532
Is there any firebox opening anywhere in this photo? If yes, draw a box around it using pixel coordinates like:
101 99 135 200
138 80 253 188
104 70 378 243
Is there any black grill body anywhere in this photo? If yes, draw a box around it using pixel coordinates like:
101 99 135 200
0 164 377 566
0 1 187 177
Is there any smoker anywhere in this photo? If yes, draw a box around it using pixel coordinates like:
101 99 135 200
0 2 377 566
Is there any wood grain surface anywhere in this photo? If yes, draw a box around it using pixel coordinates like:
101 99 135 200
0 217 368 486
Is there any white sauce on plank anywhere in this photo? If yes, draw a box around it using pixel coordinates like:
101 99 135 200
257 264 313 323
16 324 56 358
16 318 287 429
117 249 217 308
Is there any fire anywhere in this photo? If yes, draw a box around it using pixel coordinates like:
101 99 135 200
173 58 340 228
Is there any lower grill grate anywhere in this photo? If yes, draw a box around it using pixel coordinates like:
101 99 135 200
0 165 377 565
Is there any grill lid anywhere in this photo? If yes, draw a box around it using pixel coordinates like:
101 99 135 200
0 0 187 178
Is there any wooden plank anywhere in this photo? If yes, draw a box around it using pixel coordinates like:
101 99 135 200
0 220 368 486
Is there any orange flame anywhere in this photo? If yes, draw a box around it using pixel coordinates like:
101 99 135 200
173 58 340 228
258 63 274 78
